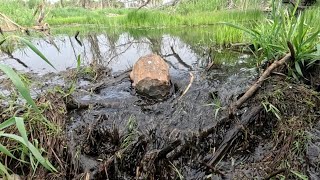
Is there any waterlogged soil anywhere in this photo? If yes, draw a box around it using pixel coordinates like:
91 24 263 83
4 32 259 179
62 63 258 179
1 31 320 179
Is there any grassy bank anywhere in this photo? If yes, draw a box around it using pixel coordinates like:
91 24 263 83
0 0 264 44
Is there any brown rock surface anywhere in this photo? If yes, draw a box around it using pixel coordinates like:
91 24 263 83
130 54 171 99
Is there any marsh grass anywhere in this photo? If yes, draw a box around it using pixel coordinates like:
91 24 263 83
0 0 264 44
0 36 60 178
0 0 34 26
173 0 264 14
224 0 320 78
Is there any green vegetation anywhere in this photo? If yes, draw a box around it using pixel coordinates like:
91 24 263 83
226 0 320 78
0 0 34 26
0 0 264 44
173 0 263 13
0 36 59 178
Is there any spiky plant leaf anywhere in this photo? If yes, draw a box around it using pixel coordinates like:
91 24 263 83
0 64 40 113
0 133 57 172
15 36 56 70
0 117 16 130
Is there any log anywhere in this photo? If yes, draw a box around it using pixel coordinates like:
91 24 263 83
208 105 262 166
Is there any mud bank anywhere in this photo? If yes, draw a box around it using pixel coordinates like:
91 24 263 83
60 62 320 179
64 59 256 179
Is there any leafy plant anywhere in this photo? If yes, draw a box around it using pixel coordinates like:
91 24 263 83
204 93 222 120
222 0 320 78
262 101 281 120
0 36 58 177
0 117 57 177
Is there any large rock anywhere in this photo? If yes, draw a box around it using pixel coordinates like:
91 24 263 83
130 54 171 99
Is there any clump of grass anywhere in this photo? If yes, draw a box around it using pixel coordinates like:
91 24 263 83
0 35 62 178
120 115 138 149
224 0 320 78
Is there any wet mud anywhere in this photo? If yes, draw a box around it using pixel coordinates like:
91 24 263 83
61 63 320 179
64 59 259 179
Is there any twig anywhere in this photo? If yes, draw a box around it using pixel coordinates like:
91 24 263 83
178 72 194 100
229 53 291 117
201 161 226 177
137 0 151 10
74 31 83 46
263 168 286 180
157 140 181 160
168 142 191 161
170 46 193 70
2 50 29 68
0 12 28 32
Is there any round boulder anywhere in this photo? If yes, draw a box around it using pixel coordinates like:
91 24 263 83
130 54 171 99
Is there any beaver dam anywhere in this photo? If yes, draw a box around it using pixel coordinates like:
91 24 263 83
0 29 320 180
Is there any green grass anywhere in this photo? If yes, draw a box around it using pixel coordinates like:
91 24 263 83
0 36 59 178
0 0 263 44
173 0 264 14
47 7 263 30
0 0 34 26
225 0 320 78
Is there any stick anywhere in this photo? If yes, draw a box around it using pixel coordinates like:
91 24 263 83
170 46 193 70
137 0 151 10
178 72 194 100
229 53 291 117
201 161 226 177
157 140 181 160
208 106 262 166
0 12 27 31
263 168 286 180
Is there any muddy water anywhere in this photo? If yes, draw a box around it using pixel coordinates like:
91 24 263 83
1 30 258 179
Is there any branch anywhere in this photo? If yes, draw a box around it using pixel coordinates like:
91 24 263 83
137 0 151 10
229 53 291 117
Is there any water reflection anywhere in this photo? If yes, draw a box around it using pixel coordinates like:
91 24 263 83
1 32 251 75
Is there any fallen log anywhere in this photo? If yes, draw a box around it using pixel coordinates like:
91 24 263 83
208 105 262 166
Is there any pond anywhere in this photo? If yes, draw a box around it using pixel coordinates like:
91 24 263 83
1 27 253 75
